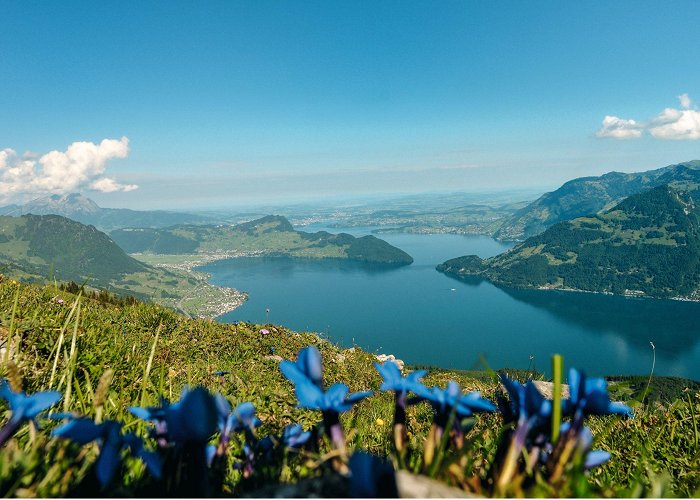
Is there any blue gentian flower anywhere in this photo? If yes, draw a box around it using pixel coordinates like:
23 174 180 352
567 368 633 418
279 346 323 388
282 423 312 449
130 388 218 444
375 361 427 395
499 375 556 429
0 380 61 424
294 380 372 413
375 361 430 455
577 426 611 470
53 418 162 487
280 347 372 456
129 399 170 447
422 381 496 423
0 380 61 446
214 396 261 437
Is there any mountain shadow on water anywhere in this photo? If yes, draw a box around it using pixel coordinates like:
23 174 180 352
499 286 700 357
198 255 409 278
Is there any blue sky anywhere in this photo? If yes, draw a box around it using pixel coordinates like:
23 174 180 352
1 1 699 208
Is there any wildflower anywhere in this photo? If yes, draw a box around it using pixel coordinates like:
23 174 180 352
212 396 262 473
499 375 554 429
259 328 269 336
282 423 311 449
130 387 218 445
214 397 261 440
418 380 495 467
375 418 385 427
375 361 429 455
577 426 611 470
422 381 495 425
129 399 170 447
496 376 558 493
566 368 633 418
279 345 323 388
0 380 61 447
375 361 427 395
53 418 162 487
280 347 372 461
289 378 372 420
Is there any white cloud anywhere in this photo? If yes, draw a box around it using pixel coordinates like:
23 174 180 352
595 116 643 139
90 177 138 193
0 137 138 202
596 95 700 140
648 107 700 140
679 93 692 109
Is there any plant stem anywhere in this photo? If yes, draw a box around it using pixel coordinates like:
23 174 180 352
0 419 19 448
551 354 563 443
642 342 656 404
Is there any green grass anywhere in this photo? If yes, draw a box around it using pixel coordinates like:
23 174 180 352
0 278 698 496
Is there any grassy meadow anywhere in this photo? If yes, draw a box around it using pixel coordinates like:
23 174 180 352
0 277 698 497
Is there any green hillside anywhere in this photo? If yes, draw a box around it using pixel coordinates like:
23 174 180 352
494 160 700 241
0 279 697 496
0 214 243 318
439 185 700 299
111 215 414 265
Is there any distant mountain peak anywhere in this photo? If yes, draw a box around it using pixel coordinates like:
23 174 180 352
235 215 295 233
25 192 101 214
494 160 700 241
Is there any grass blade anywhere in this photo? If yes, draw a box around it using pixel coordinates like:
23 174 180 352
47 294 81 390
63 302 81 413
140 323 162 407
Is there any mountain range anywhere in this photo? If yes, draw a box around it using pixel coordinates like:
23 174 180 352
0 193 215 232
438 179 700 299
494 160 700 241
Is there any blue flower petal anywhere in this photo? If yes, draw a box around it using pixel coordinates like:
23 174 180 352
294 379 324 409
95 440 121 488
461 391 497 413
128 406 153 421
206 444 217 467
279 361 308 387
230 402 260 432
23 391 62 419
138 449 163 479
167 387 218 442
324 383 350 405
348 452 397 498
584 450 611 469
345 390 373 405
214 394 231 419
568 368 583 405
608 402 634 418
297 346 323 387
52 418 105 444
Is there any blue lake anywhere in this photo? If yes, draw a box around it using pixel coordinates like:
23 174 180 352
202 228 700 380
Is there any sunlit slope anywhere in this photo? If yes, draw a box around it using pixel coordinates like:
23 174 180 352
494 160 700 241
439 185 700 299
0 214 240 317
111 215 414 265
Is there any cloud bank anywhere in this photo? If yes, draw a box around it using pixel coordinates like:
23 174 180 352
596 94 700 140
0 137 137 202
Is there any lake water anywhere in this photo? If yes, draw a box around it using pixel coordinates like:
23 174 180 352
202 227 700 380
